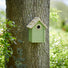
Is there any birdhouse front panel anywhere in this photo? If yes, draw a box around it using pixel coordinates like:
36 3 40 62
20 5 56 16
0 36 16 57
32 21 45 42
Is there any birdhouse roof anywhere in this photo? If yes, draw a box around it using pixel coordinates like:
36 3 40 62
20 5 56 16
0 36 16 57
27 17 47 29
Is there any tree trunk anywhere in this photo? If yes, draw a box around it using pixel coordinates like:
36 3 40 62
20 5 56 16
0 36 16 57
6 0 50 68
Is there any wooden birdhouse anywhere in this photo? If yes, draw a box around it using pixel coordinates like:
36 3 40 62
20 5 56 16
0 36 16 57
27 17 47 43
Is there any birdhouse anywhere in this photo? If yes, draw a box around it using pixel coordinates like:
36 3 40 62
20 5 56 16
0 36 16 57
27 17 47 43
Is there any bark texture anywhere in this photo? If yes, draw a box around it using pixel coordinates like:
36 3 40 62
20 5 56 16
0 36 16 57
6 0 50 68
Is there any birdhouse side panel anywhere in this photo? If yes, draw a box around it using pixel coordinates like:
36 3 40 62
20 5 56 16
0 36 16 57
29 29 32 42
31 22 45 42
43 28 45 42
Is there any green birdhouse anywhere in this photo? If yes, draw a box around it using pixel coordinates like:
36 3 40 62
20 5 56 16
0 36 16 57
27 17 47 43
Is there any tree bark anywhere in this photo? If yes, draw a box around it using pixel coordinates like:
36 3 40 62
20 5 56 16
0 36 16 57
6 0 50 68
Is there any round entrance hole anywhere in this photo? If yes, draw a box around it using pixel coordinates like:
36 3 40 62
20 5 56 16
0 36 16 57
37 25 40 29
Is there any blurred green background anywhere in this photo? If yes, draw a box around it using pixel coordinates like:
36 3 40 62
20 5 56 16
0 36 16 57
50 0 68 68
0 0 68 68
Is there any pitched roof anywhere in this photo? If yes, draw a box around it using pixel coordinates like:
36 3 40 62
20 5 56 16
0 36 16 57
27 17 47 29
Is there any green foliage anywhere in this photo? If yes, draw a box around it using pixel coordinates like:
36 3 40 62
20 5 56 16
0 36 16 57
50 27 68 68
50 0 68 20
0 10 16 67
63 25 68 32
0 10 5 23
50 8 68 68
50 8 61 28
